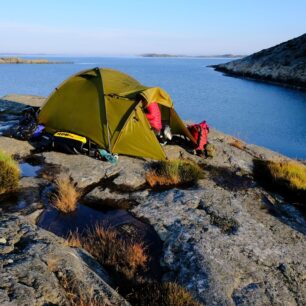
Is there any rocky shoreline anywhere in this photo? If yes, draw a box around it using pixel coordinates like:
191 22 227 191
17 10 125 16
212 33 306 91
0 57 71 64
0 94 305 305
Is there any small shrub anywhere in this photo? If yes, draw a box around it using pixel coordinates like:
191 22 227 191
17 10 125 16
67 224 148 280
52 176 80 213
253 159 306 204
129 282 201 306
205 143 216 158
0 150 20 194
146 159 204 188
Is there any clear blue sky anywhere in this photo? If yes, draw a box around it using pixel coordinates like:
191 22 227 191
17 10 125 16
1 0 305 56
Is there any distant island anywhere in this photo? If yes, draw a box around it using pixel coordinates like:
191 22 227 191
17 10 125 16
212 33 306 91
141 53 245 58
0 57 72 64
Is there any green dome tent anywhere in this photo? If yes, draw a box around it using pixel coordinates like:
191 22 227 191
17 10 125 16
38 68 196 160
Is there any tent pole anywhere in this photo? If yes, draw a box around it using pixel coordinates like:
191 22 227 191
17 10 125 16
96 68 112 153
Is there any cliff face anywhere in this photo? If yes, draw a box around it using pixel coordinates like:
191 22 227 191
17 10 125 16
214 34 306 90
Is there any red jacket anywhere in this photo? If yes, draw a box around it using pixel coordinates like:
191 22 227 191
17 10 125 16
145 102 162 132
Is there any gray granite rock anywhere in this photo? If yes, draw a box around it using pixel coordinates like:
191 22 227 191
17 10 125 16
132 178 306 305
213 33 306 90
0 214 130 306
42 151 147 192
42 151 118 190
0 137 35 157
1 94 306 306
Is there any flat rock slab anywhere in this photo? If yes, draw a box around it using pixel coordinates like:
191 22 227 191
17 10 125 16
42 151 147 191
0 214 130 306
42 151 118 189
0 136 35 157
132 178 306 305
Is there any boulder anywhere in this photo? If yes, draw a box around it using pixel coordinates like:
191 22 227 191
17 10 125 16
0 214 130 306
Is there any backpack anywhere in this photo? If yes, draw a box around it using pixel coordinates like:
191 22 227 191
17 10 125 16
51 132 117 163
4 106 39 140
52 131 91 155
187 121 209 151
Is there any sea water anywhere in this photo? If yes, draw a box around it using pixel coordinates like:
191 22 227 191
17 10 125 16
0 56 305 158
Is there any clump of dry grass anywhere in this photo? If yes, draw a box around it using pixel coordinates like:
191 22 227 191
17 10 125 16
205 143 216 158
146 159 204 188
58 272 101 306
229 138 246 150
0 150 20 194
129 281 201 306
52 176 80 213
66 231 82 248
46 257 100 305
67 224 148 280
253 159 306 204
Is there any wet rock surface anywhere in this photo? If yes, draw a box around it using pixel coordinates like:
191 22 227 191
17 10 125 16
213 33 306 91
0 94 306 305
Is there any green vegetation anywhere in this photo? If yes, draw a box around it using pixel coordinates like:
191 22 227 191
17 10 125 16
0 150 20 194
253 159 306 204
146 159 204 188
129 282 201 306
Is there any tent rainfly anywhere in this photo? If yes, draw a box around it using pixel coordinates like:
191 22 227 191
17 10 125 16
38 67 196 160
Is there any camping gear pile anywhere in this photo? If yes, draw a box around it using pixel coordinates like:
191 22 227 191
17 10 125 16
5 68 210 161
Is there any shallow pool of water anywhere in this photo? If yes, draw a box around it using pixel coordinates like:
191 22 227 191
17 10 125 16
38 200 163 279
20 162 41 177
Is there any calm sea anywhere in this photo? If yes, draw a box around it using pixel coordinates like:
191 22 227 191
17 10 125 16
0 56 305 159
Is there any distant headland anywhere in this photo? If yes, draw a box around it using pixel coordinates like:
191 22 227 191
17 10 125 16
141 53 245 58
0 57 72 64
212 33 306 91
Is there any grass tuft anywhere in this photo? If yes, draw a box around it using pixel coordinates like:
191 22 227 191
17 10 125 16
129 281 202 306
67 224 148 280
0 150 20 194
253 159 306 204
205 143 216 158
146 159 204 188
52 176 80 213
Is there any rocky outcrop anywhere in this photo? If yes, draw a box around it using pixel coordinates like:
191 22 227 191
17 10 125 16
213 33 306 90
0 215 130 305
1 94 306 305
130 130 306 305
0 57 71 64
